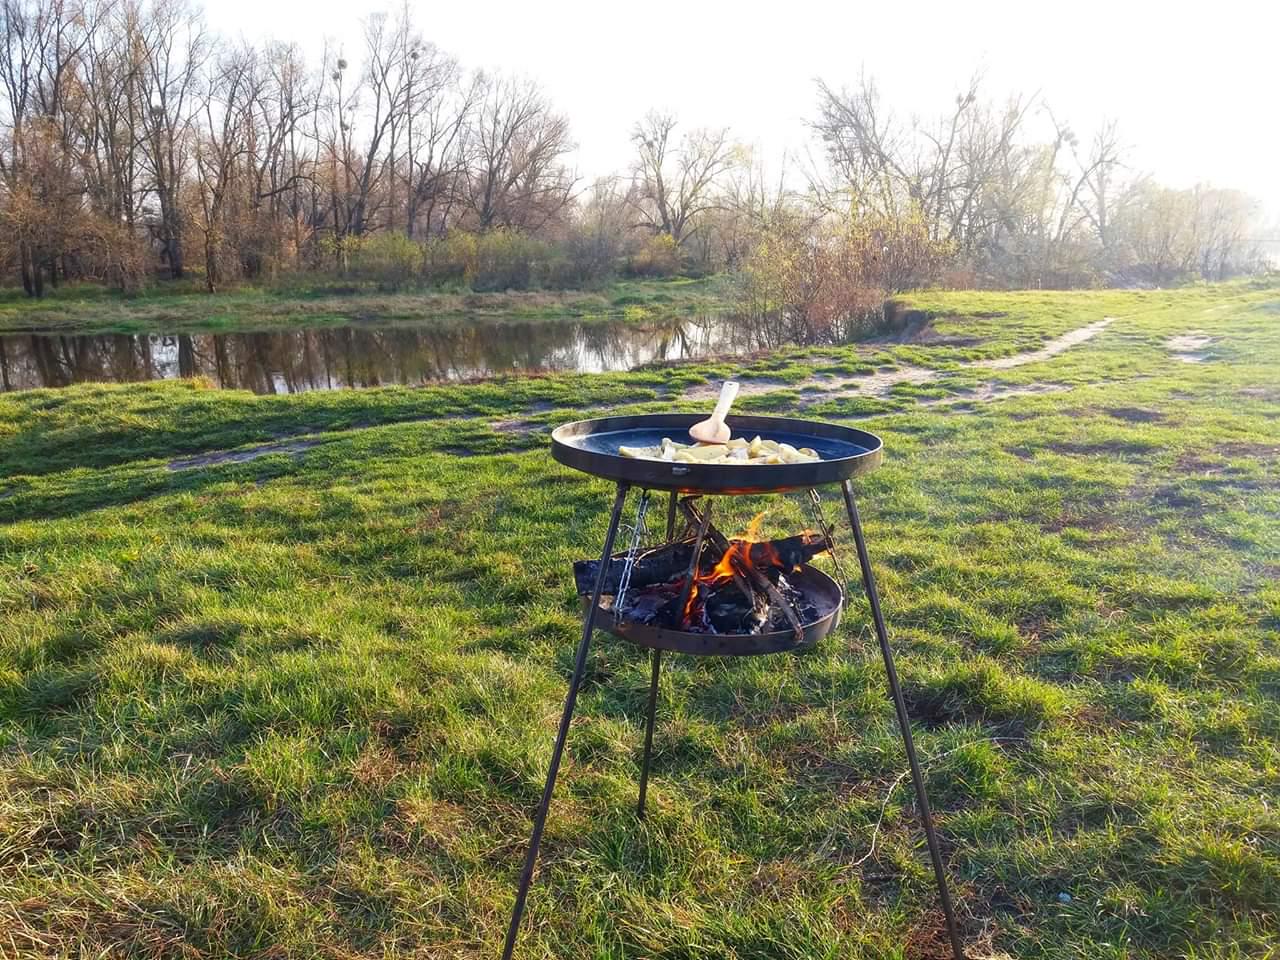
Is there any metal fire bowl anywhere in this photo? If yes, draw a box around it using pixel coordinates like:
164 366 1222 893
583 564 844 657
552 414 883 495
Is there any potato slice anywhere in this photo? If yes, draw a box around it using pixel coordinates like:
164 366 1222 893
686 444 729 461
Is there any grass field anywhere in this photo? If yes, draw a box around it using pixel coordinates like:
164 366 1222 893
0 276 736 336
0 282 1277 958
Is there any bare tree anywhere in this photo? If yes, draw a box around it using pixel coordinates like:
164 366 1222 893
463 73 575 232
563 176 633 281
136 0 208 279
402 47 470 238
708 147 799 268
76 1 144 231
193 45 258 291
813 74 1032 252
243 41 319 275
629 111 733 247
347 8 416 236
1 2 1269 295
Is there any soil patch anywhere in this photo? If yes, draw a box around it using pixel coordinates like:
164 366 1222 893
1042 511 1118 534
824 365 938 397
1218 441 1280 460
1152 486 1204 513
491 419 543 436
924 383 1069 407
167 439 321 471
1167 332 1213 363
682 377 791 403
1046 439 1154 457
1105 407 1166 424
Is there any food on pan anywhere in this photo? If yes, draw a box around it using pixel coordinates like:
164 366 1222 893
619 436 821 465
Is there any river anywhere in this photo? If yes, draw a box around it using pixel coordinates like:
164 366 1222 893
0 312 861 393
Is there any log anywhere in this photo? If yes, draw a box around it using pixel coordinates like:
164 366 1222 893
676 500 830 574
572 541 698 595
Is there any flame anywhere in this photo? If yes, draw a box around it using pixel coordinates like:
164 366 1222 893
682 512 773 624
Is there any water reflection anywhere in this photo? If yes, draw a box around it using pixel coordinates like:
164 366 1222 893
0 312 856 394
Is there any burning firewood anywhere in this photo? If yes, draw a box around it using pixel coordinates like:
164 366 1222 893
678 499 806 642
572 499 832 641
573 531 831 595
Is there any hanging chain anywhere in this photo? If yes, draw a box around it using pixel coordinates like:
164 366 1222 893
614 490 651 612
807 488 851 585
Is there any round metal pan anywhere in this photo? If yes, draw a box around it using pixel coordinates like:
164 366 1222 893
552 414 883 494
583 564 844 657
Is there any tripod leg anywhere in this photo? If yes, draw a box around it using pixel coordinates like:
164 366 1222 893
501 481 630 960
636 649 662 817
842 480 965 960
636 490 678 818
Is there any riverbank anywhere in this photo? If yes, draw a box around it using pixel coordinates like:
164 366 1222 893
1 283 1277 957
0 275 737 336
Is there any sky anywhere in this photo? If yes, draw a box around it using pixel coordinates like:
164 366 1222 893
205 0 1280 226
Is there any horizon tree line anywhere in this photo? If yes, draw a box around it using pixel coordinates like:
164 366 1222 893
0 0 1269 301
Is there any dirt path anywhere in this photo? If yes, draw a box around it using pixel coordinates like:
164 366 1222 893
975 319 1112 370
167 439 321 471
683 317 1114 402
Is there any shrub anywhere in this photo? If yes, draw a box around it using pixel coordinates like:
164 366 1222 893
349 233 423 289
472 229 550 291
738 206 953 340
422 229 553 291
626 233 681 278
423 230 478 287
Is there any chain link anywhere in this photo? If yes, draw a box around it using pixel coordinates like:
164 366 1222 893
807 488 850 586
614 490 651 612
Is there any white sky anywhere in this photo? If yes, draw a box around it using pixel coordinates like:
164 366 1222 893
207 0 1279 224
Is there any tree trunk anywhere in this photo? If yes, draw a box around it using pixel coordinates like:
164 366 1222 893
169 232 185 279
19 245 34 297
204 230 219 293
177 335 196 377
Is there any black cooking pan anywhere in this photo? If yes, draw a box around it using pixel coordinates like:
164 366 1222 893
551 413 883 494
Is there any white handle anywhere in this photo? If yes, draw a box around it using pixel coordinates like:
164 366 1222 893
712 380 739 422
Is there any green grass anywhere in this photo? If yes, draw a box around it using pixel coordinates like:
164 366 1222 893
0 283 1277 957
0 275 737 336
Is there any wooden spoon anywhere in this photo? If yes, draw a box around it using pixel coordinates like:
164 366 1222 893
689 380 740 445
